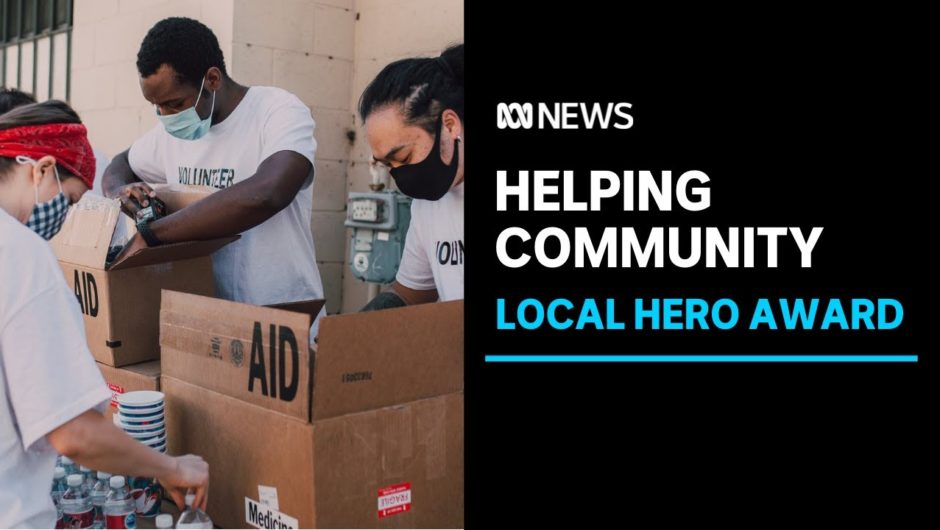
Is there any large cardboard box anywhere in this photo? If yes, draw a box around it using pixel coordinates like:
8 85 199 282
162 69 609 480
160 292 464 528
51 188 237 367
96 361 161 420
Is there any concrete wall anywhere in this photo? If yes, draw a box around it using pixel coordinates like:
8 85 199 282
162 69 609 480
67 0 462 314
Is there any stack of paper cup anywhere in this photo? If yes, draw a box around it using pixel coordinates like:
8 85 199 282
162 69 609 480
114 391 165 517
115 391 166 453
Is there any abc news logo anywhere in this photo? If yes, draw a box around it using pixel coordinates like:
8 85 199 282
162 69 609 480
496 102 633 130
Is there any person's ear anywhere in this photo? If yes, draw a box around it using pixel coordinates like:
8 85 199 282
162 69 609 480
442 109 463 141
205 66 224 91
32 155 57 187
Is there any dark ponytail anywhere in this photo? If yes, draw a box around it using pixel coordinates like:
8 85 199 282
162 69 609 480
359 43 464 134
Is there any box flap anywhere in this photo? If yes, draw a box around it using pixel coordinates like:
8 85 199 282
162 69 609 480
50 195 122 269
312 300 464 420
107 236 239 271
160 290 313 421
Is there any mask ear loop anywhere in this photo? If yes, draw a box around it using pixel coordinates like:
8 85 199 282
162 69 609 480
195 75 217 121
194 75 206 108
16 155 63 203
155 74 210 116
53 165 64 194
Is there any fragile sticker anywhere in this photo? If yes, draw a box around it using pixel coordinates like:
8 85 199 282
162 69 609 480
108 383 125 409
377 482 412 519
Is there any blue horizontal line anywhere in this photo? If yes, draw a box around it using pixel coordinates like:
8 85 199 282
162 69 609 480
485 355 918 363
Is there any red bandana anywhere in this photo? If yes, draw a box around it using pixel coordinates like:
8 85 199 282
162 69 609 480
0 123 96 189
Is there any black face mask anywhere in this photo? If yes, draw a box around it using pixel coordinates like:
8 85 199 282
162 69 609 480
390 115 461 201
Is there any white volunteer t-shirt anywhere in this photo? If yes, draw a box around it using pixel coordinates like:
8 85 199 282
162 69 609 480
0 208 111 528
396 182 464 300
128 86 325 333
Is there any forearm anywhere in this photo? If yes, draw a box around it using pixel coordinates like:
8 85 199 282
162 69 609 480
148 151 310 243
49 410 176 479
391 281 439 305
102 150 141 198
149 181 285 243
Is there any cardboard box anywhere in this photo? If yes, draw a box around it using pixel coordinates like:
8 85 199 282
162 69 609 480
163 378 463 529
51 188 238 367
160 292 464 528
96 361 161 420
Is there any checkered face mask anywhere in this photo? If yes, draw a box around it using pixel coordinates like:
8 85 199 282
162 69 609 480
18 155 70 240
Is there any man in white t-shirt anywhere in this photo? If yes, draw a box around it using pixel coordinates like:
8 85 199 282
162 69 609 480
102 17 325 332
358 46 465 311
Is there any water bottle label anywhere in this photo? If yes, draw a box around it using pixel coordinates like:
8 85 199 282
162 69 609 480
129 477 162 516
62 507 94 528
105 512 137 529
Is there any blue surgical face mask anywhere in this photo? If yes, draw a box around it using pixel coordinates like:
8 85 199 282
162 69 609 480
18 156 70 240
155 74 216 140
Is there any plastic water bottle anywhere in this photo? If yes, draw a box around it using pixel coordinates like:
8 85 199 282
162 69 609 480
176 494 212 529
60 474 95 528
60 456 78 476
90 472 113 526
51 466 67 505
104 476 137 529
80 466 97 494
155 514 174 529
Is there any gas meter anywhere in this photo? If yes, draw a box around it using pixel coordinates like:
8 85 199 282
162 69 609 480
345 191 412 283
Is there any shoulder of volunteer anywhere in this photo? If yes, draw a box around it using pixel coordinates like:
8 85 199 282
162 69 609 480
128 120 167 155
0 213 68 318
409 194 442 224
408 199 428 231
0 212 61 273
254 85 308 107
254 86 314 123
